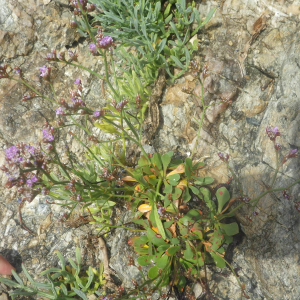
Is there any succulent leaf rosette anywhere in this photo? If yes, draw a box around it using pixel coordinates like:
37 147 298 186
125 152 239 288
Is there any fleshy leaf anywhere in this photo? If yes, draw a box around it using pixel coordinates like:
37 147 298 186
210 252 226 268
156 254 169 269
167 174 180 186
148 266 159 279
137 255 153 266
216 187 230 213
167 164 185 177
220 222 239 236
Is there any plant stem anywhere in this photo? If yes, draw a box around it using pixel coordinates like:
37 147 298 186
191 80 206 158
11 78 56 104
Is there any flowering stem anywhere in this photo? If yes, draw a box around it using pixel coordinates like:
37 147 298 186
226 163 244 196
219 178 300 220
109 51 119 92
70 131 105 167
53 143 71 180
191 80 206 159
60 60 105 81
11 78 56 104
49 83 58 102
270 145 279 188
103 51 120 100
69 116 91 135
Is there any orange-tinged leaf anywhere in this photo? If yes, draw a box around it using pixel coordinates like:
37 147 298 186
150 168 160 176
138 204 152 213
128 236 139 246
178 179 187 187
122 176 137 182
135 184 142 192
167 164 185 177
152 227 159 233
203 241 212 252
168 223 177 238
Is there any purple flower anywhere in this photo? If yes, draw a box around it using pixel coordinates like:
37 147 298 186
27 177 37 187
27 146 35 154
89 43 98 55
70 20 78 28
45 50 57 61
42 128 54 142
97 36 113 49
40 65 51 80
274 142 281 151
283 148 298 164
5 146 19 159
74 78 81 85
266 125 280 141
218 152 229 162
93 110 101 117
56 106 66 115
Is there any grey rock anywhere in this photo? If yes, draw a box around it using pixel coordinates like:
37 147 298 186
1 0 300 300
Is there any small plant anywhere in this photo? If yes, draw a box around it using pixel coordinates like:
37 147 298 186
126 152 239 289
1 0 300 299
75 0 215 83
0 248 107 300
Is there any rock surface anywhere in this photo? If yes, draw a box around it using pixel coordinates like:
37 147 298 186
1 0 300 300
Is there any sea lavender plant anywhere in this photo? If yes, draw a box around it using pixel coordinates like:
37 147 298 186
0 1 300 299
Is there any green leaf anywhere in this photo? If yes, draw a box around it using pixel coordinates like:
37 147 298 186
148 266 159 279
60 283 68 296
189 185 199 195
172 187 182 200
55 251 65 271
182 187 191 202
170 55 185 69
68 258 78 273
163 220 174 228
75 247 81 266
156 254 169 269
162 153 171 174
200 187 216 212
72 288 88 300
193 176 214 185
185 158 193 179
94 122 121 135
165 13 173 24
157 38 167 54
0 277 20 288
152 235 169 247
163 181 172 194
40 268 62 276
166 246 180 256
216 187 231 213
164 3 171 18
210 252 226 268
146 228 156 240
137 255 153 266
152 153 162 171
168 174 180 186
220 222 239 236
157 245 170 252
12 270 24 287
183 242 194 260
192 162 205 170
170 238 179 245
134 247 149 255
85 267 94 289
153 204 166 239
